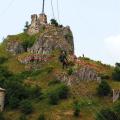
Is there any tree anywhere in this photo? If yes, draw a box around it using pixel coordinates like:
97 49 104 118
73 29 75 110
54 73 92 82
24 21 29 32
96 108 119 120
97 81 111 96
50 19 58 27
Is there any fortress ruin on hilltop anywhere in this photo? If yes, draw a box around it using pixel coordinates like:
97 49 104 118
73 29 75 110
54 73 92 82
27 0 48 35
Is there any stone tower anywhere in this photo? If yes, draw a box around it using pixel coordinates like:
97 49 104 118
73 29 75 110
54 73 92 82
27 0 47 35
27 14 40 35
0 88 5 111
39 13 47 25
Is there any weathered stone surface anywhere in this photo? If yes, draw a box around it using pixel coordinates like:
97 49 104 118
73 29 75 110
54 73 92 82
28 26 74 54
56 66 101 86
18 53 52 64
112 89 120 103
76 66 98 81
6 41 24 55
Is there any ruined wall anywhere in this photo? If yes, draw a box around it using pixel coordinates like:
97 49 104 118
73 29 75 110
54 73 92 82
27 13 47 35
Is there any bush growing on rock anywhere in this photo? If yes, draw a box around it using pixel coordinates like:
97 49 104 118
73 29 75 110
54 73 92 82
96 80 111 96
50 19 59 27
67 67 74 75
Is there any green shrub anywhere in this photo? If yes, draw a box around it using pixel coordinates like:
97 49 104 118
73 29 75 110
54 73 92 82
112 66 120 81
50 19 59 27
5 80 29 105
96 108 119 120
100 74 110 80
56 84 69 99
48 84 69 105
67 68 74 75
0 112 5 120
73 101 81 117
29 85 42 99
38 114 46 120
9 97 20 109
97 81 111 96
20 100 33 114
23 21 29 32
48 91 59 105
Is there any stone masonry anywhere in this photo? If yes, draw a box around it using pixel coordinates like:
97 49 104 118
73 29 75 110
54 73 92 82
27 13 47 35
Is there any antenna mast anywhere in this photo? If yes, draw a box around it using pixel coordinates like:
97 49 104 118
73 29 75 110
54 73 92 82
42 0 45 14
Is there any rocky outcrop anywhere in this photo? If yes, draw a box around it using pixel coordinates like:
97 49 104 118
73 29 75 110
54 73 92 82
76 67 98 81
6 40 24 55
18 53 53 64
28 26 74 55
56 66 101 86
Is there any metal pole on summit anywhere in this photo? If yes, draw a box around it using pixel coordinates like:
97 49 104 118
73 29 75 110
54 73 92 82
42 0 45 13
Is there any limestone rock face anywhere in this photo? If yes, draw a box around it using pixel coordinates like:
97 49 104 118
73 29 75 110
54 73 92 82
76 67 98 81
28 26 74 54
6 40 25 55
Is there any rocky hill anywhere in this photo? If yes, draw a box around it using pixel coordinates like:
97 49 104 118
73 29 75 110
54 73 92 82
0 13 120 120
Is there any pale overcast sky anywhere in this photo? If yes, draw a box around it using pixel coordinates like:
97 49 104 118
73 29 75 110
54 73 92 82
0 0 120 65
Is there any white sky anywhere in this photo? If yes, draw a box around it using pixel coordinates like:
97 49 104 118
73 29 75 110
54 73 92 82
0 0 120 65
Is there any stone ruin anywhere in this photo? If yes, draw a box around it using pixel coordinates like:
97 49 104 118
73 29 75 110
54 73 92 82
27 13 47 35
112 89 120 103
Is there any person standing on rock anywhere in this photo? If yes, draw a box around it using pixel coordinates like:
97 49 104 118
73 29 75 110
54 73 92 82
59 50 68 69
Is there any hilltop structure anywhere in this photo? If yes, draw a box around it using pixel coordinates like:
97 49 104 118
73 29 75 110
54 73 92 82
27 13 47 35
27 0 47 35
6 0 74 63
